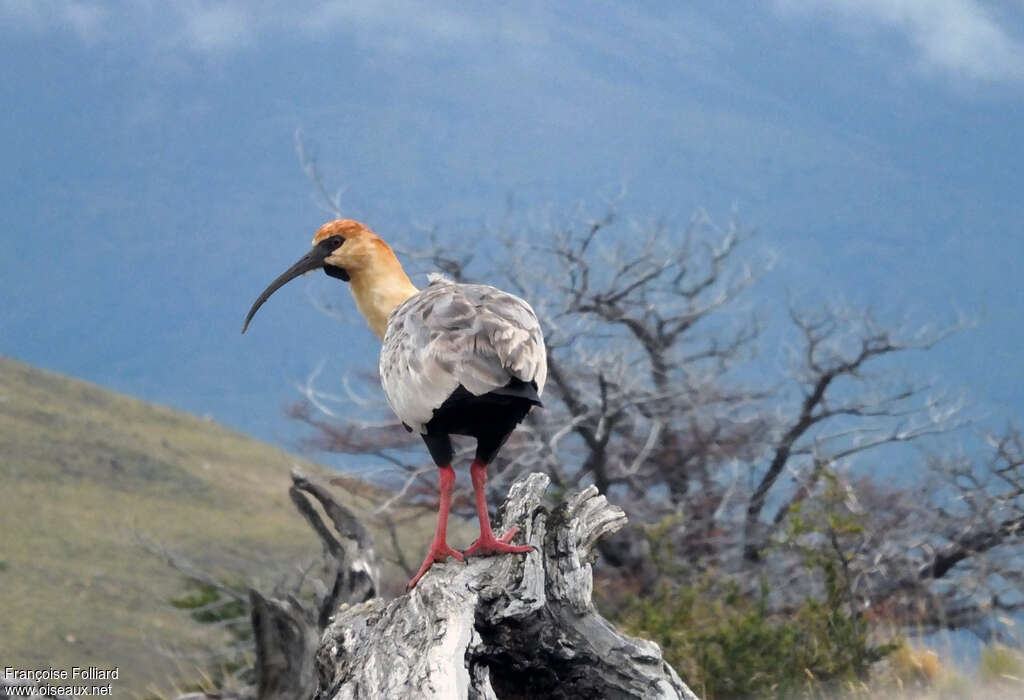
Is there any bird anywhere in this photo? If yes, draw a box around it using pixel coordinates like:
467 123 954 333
243 219 547 588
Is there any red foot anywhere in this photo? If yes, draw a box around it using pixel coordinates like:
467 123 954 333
464 527 534 557
408 540 464 589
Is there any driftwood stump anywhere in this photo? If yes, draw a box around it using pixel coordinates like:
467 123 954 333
314 472 696 700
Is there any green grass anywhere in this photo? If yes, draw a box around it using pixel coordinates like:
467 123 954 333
0 356 427 697
978 644 1024 684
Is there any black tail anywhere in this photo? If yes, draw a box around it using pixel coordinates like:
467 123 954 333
487 378 542 406
422 378 542 466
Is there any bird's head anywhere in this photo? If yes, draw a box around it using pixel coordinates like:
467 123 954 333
242 219 412 334
311 219 399 279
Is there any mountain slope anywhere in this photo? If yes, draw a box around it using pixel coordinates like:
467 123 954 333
0 356 375 697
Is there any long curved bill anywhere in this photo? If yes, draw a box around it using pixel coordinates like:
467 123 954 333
242 246 332 333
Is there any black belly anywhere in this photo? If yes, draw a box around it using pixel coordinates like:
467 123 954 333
421 379 541 466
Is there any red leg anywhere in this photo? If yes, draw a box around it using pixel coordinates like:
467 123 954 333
464 459 533 557
408 465 464 589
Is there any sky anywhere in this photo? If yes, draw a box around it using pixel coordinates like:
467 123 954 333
1 0 1022 459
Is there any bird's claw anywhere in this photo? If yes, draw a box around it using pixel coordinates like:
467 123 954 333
464 527 534 557
407 540 464 589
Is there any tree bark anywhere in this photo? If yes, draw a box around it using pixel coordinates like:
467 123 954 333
314 472 697 700
251 590 320 700
241 470 381 700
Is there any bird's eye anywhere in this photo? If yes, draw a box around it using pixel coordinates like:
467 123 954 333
329 236 343 249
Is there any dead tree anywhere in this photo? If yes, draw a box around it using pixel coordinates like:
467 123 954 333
796 425 1024 639
289 201 772 585
246 470 378 700
289 150 1021 640
290 200 965 590
170 470 379 700
315 472 695 700
171 469 692 699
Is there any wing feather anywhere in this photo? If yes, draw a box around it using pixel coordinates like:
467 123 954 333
379 277 546 432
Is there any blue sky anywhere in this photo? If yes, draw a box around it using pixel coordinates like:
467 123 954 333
1 1 1022 455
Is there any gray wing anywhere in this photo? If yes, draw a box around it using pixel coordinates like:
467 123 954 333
379 276 547 433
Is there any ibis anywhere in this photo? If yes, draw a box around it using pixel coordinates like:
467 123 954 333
243 220 546 588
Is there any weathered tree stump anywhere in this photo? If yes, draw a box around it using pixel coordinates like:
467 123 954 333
314 472 697 700
249 470 379 700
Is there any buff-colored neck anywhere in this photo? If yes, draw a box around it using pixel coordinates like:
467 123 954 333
347 257 419 339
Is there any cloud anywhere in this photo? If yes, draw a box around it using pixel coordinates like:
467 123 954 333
178 3 255 53
776 0 1024 84
0 0 108 43
9 0 1020 91
0 1 546 56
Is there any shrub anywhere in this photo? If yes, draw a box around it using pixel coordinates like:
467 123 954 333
619 573 896 699
978 644 1024 685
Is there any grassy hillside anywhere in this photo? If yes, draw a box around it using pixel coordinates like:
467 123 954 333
0 356 409 697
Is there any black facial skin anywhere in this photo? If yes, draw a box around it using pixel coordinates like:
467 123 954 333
318 236 344 252
324 266 350 281
242 235 347 333
319 235 349 280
